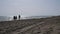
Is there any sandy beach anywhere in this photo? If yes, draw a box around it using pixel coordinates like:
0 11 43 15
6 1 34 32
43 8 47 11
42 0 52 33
0 16 60 34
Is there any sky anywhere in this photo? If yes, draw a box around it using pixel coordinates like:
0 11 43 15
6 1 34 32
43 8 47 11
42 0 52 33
0 0 60 17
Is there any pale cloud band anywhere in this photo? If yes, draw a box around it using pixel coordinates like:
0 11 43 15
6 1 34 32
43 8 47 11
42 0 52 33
0 0 60 17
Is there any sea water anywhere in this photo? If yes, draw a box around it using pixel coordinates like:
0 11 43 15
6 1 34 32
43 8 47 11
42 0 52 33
0 16 49 21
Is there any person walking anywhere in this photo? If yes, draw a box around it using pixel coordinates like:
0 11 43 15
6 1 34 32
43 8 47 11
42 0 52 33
18 15 21 20
13 16 17 20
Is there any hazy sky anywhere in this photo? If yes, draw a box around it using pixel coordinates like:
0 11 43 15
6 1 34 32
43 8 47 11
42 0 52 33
0 0 60 17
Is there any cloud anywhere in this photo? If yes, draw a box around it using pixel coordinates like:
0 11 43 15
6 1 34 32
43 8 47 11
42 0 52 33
0 0 60 16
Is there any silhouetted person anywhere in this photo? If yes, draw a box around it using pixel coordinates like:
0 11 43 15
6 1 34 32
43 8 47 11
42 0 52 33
18 15 21 20
13 16 17 20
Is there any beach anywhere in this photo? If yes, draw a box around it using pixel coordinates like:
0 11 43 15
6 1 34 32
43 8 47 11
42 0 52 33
0 16 60 34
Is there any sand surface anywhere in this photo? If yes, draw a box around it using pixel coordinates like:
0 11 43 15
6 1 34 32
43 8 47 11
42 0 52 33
0 16 60 34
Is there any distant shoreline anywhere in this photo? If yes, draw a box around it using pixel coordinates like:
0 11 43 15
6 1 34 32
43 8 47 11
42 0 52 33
0 15 60 22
